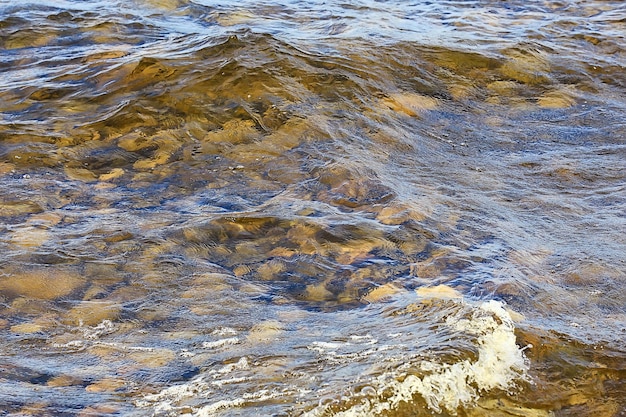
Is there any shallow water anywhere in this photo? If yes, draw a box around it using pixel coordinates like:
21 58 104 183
0 0 625 416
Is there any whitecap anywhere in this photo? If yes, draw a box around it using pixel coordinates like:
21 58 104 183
304 300 530 416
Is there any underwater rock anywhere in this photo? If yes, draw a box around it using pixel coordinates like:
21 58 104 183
362 283 405 304
63 301 121 326
415 284 463 300
247 320 284 343
0 201 44 217
10 226 50 247
85 378 126 393
0 268 84 300
537 89 577 108
381 92 439 117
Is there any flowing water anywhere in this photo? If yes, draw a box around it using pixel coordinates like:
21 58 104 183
0 0 625 416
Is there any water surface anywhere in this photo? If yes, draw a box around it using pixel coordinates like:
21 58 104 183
0 0 625 415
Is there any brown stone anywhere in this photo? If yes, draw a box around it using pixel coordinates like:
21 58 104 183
85 378 126 393
47 374 84 387
0 268 84 300
77 404 120 417
63 301 121 326
362 283 405 304
381 92 439 117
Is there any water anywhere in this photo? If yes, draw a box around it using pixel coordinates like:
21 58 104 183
0 0 625 415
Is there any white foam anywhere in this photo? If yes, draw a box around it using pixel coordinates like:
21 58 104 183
52 340 85 349
201 337 240 349
211 327 238 336
349 334 377 344
210 376 249 388
209 356 249 375
193 390 283 417
80 319 117 339
136 301 529 416
193 398 245 416
305 300 530 416
138 376 292 417
136 357 251 414
135 375 212 412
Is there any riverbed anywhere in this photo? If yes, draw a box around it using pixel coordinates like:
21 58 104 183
0 1 624 415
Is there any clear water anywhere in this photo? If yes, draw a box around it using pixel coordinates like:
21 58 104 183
0 0 624 416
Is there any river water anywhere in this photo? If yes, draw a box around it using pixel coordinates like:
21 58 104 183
0 0 625 416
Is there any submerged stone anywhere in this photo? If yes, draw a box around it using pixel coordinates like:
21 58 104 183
10 226 50 247
0 201 44 217
85 378 126 393
381 92 439 117
362 283 405 304
63 301 121 326
0 268 84 300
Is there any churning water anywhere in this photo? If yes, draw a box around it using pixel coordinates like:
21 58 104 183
0 0 624 415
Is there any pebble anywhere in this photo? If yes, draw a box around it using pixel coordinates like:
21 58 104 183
99 168 125 181
46 374 84 387
537 90 576 108
381 92 439 117
0 201 43 217
0 162 16 176
0 268 84 300
85 378 126 393
499 49 551 85
303 282 334 302
256 260 286 280
63 301 121 326
64 166 98 182
247 320 284 343
77 404 120 417
129 348 176 368
415 284 462 300
470 398 552 417
10 226 50 247
362 283 405 304
10 322 45 333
